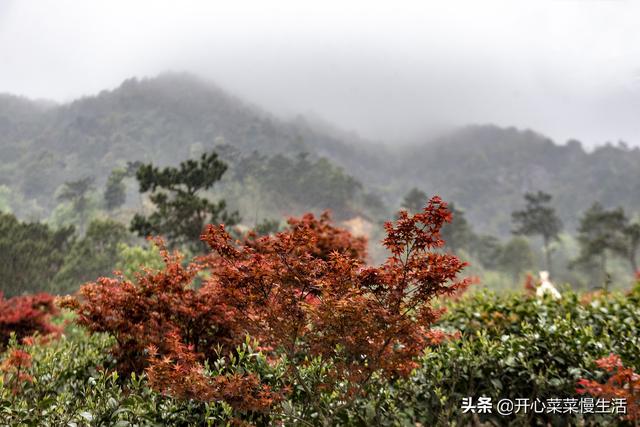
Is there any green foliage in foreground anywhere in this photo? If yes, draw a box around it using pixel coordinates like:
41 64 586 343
0 329 281 426
365 288 640 426
1 287 639 426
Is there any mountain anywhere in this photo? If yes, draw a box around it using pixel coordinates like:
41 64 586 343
0 73 638 236
396 125 640 234
0 73 385 219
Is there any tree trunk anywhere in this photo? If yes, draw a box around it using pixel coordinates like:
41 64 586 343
601 252 609 291
543 236 552 276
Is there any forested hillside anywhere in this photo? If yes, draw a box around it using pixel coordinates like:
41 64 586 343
398 126 640 235
0 73 384 221
1 73 639 236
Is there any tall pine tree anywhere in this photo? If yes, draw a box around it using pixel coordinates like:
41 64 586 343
131 151 239 252
512 191 562 275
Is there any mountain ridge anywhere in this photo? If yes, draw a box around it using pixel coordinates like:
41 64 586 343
0 72 638 235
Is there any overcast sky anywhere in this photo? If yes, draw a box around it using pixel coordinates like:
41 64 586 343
1 0 639 146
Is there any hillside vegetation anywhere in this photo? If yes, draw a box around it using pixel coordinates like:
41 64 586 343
1 73 639 236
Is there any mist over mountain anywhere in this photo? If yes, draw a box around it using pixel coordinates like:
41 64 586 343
1 73 638 235
4 2 640 147
397 126 640 234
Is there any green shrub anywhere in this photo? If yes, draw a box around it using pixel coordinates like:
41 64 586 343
335 289 640 426
2 287 639 426
0 323 286 426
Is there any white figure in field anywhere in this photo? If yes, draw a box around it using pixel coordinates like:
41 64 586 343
536 271 561 300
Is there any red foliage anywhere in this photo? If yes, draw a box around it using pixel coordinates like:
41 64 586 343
579 290 606 306
523 273 537 295
202 198 470 389
280 211 367 261
64 198 470 412
60 247 242 374
0 292 60 351
145 331 279 413
0 348 33 394
61 243 277 412
577 354 640 421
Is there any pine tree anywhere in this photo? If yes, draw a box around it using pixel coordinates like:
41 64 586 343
440 203 473 253
401 188 428 214
573 202 627 286
130 151 239 252
512 191 562 274
57 177 95 235
103 168 127 211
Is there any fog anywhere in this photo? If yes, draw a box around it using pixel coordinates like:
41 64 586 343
1 0 639 145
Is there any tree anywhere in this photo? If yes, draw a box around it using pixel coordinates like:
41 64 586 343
57 177 95 235
256 152 364 219
470 234 503 270
126 161 144 210
577 354 640 422
125 161 143 178
512 191 562 274
253 218 281 236
103 168 127 211
362 191 387 217
401 187 428 214
63 198 471 421
114 242 164 281
440 202 474 253
614 221 640 275
130 151 239 252
498 236 535 281
0 293 60 350
573 203 628 285
52 219 130 294
0 213 74 296
0 185 11 213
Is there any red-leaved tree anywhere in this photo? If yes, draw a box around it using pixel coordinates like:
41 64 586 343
0 348 33 394
0 293 60 351
63 197 471 419
202 198 469 388
577 354 640 422
59 245 243 375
